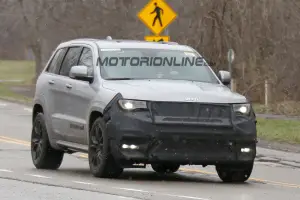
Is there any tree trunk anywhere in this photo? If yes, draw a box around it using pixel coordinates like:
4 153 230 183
30 44 42 84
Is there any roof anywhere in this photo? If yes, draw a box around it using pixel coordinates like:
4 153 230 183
59 37 194 52
95 41 192 51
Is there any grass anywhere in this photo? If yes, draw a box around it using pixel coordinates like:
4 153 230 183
0 60 35 103
0 84 32 103
253 101 300 116
0 60 299 144
0 60 35 84
257 118 300 144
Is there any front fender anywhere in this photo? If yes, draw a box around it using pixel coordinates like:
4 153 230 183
86 93 123 144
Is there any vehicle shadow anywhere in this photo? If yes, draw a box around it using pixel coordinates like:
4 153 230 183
40 167 253 186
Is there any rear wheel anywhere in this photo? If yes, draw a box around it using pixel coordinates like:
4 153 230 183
216 162 254 183
88 117 123 178
31 113 64 169
151 163 180 174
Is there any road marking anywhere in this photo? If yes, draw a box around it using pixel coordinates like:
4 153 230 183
0 138 30 146
2 135 300 190
72 181 97 185
78 153 88 158
25 174 52 179
114 187 209 199
0 136 30 146
250 177 300 188
24 108 32 112
0 136 30 144
164 194 210 200
0 169 13 173
113 187 150 193
180 168 216 175
0 103 7 106
179 168 300 188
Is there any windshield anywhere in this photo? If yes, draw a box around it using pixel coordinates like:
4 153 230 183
98 48 220 84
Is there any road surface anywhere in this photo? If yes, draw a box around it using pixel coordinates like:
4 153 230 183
1 100 300 200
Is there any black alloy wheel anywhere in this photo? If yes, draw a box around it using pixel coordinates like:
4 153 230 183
88 117 123 178
216 162 254 183
31 113 64 169
151 163 181 174
31 118 43 162
89 123 105 170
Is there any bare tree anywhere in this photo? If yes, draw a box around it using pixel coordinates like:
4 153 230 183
1 0 300 107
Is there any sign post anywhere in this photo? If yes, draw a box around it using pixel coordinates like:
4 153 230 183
144 35 170 42
227 48 235 90
137 0 177 42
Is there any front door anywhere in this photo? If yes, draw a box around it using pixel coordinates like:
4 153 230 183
55 46 83 141
64 47 98 145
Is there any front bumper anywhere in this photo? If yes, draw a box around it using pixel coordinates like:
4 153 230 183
106 103 257 165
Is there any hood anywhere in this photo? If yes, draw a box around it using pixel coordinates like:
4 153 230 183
102 79 247 103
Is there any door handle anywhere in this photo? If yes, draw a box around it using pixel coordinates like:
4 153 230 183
66 84 72 89
48 80 55 85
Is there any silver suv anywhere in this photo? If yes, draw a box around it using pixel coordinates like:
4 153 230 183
31 37 257 183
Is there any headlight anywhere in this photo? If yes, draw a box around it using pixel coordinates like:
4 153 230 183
118 99 147 111
233 103 251 116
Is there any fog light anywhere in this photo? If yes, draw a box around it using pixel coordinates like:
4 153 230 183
122 144 139 150
241 148 250 153
130 145 139 149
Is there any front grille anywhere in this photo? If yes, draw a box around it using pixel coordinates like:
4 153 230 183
150 102 231 119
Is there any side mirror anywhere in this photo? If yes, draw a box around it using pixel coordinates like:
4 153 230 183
218 70 231 85
69 65 93 83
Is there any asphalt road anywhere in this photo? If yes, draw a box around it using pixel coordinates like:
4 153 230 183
1 100 300 200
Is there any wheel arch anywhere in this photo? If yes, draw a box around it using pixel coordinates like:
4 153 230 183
87 93 123 143
32 103 44 123
88 93 123 132
89 111 103 133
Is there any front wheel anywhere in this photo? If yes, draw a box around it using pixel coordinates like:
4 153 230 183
216 162 254 183
88 117 123 178
151 163 180 174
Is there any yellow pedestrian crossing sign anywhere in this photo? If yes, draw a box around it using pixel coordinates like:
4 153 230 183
145 36 170 42
137 0 177 35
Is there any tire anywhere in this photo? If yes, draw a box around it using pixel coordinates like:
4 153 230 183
216 162 254 183
88 117 123 178
151 163 180 174
31 113 64 169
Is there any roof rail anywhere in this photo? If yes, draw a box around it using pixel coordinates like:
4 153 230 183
153 41 179 45
105 37 143 43
70 38 98 41
114 39 149 43
164 41 178 45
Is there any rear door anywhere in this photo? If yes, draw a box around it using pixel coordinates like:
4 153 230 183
43 47 68 140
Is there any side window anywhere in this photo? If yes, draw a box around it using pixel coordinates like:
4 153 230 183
46 48 67 74
59 46 83 77
78 47 93 76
